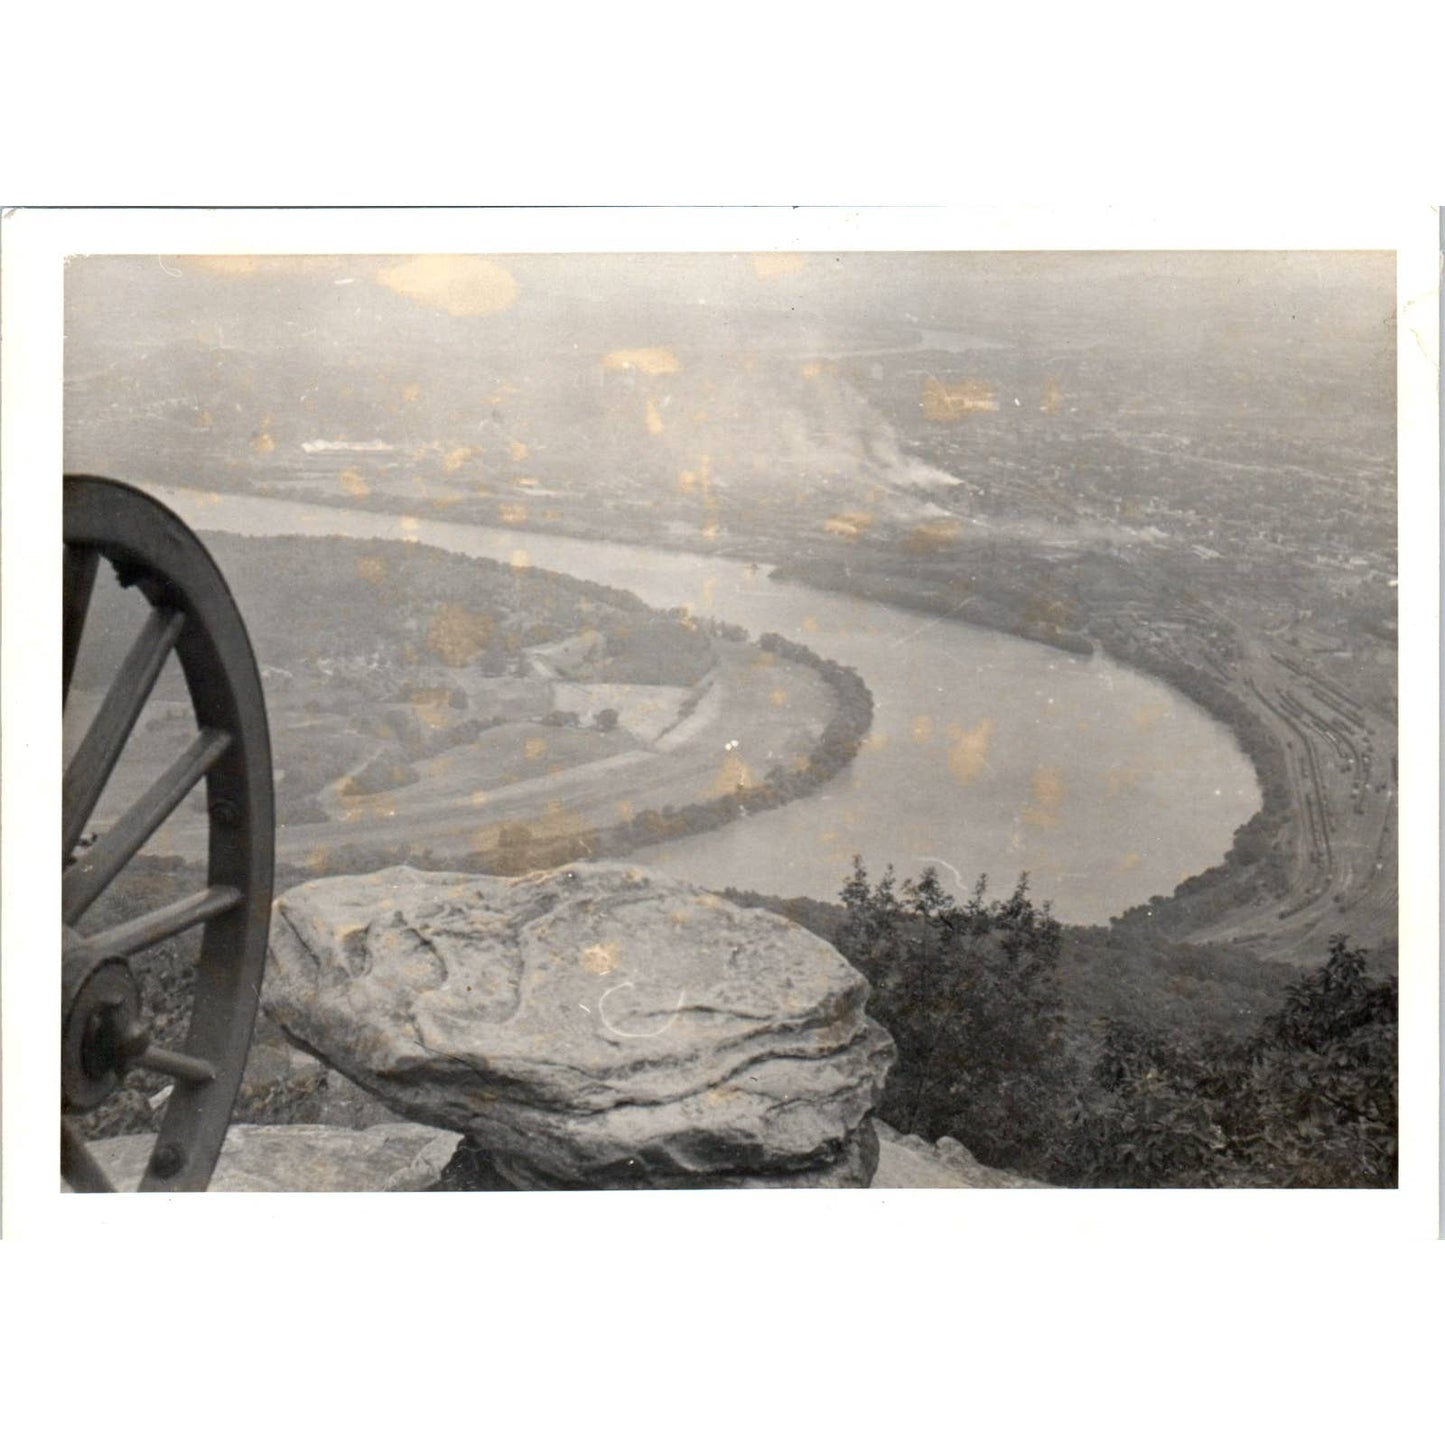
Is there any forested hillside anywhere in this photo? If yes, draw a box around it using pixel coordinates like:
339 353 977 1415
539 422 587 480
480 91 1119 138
727 862 1397 1188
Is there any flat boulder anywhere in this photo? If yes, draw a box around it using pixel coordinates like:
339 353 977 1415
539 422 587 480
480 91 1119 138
266 863 894 1188
73 1122 461 1192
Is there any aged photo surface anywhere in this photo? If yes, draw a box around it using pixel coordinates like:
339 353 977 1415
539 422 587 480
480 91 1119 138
60 249 1399 1192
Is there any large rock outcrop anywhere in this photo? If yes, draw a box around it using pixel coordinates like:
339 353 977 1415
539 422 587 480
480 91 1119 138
265 863 895 1188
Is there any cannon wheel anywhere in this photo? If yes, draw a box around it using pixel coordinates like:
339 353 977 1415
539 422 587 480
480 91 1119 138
62 476 274 1191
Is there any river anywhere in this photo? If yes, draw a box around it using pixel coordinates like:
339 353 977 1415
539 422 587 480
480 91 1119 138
152 486 1261 924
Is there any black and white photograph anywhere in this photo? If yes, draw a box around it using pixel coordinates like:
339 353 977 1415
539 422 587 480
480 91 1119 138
51 242 1410 1195
4 9 1442 1424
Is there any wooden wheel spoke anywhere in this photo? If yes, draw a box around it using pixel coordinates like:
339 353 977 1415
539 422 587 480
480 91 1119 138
61 1119 116 1193
63 728 233 924
63 545 100 704
63 606 186 857
80 884 243 959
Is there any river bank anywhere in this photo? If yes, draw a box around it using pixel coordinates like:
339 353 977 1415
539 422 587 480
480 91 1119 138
773 549 1286 937
765 544 1395 962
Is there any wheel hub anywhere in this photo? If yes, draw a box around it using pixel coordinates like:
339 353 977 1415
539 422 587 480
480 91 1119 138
62 945 149 1111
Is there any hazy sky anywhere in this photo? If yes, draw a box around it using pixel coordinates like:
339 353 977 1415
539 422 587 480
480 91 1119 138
66 250 1395 366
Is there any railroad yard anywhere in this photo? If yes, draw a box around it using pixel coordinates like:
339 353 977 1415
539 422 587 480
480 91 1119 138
1184 621 1396 958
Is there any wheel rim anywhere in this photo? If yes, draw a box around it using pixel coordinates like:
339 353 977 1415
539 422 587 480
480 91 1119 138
62 476 274 1191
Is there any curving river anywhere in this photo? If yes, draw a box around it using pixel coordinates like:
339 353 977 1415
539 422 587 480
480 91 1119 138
152 486 1260 924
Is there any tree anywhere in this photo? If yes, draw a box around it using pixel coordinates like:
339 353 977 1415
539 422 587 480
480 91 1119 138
836 859 1077 1177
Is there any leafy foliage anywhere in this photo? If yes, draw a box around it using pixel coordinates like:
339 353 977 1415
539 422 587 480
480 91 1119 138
835 859 1078 1178
830 861 1396 1189
1066 936 1397 1187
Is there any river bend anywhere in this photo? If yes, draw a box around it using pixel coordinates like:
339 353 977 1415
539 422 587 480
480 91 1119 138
152 487 1260 923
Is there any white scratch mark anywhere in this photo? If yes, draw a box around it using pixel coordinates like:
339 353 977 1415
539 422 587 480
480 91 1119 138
597 981 686 1038
888 596 976 651
915 856 964 889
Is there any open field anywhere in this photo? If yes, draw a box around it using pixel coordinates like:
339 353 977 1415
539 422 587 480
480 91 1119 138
286 638 834 867
102 639 837 872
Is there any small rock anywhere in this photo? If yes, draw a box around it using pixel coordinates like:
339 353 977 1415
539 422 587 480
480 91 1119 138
871 1121 1050 1188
